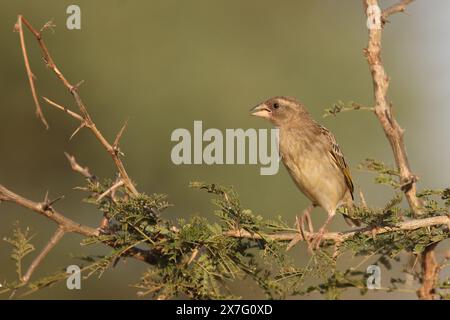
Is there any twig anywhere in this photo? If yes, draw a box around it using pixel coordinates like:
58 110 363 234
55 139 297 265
64 152 94 180
42 97 83 122
97 180 125 202
21 227 65 283
15 15 138 195
382 0 414 21
14 16 49 129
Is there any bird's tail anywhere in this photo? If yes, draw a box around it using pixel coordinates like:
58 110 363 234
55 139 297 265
343 212 361 227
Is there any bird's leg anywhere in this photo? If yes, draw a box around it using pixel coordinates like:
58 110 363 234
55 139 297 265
303 207 314 234
312 211 335 250
287 205 314 251
300 206 315 253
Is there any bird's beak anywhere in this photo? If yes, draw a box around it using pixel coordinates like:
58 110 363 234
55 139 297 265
250 103 271 119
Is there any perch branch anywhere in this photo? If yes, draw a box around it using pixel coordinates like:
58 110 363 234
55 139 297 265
15 15 138 195
224 215 449 243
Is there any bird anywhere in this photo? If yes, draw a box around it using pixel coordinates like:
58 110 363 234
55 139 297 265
251 96 359 249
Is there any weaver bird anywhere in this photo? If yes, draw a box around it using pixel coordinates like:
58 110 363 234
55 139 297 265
251 96 359 249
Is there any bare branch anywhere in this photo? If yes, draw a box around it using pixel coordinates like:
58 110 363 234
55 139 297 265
21 227 65 283
0 184 98 237
42 97 83 122
363 0 440 300
64 152 94 180
14 16 49 129
363 0 422 216
15 16 138 195
97 180 125 202
382 0 414 21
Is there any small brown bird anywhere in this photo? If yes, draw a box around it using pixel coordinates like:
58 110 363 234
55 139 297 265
251 96 358 249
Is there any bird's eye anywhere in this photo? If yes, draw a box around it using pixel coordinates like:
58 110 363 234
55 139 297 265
273 103 280 109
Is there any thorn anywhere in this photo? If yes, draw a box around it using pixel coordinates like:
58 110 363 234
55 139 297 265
113 119 129 151
70 80 85 93
41 192 65 211
69 122 86 140
39 20 56 34
47 195 65 208
359 188 368 209
75 79 85 88
187 248 199 265
42 56 50 68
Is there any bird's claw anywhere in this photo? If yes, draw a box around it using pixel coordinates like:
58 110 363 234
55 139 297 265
311 227 327 250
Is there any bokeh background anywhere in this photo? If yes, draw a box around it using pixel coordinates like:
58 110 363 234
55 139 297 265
0 0 449 299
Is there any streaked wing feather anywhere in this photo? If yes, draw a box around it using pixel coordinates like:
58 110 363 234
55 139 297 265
319 125 354 199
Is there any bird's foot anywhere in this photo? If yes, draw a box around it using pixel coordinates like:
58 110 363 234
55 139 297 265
311 227 327 250
287 210 314 252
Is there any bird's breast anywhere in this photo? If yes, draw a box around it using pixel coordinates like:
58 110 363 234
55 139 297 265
279 129 347 211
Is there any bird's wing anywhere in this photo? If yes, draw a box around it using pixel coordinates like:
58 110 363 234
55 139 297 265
319 125 354 199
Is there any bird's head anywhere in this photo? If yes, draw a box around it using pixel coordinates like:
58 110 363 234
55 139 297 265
250 96 309 126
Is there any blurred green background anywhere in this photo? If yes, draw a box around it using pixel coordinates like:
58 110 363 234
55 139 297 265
0 0 449 299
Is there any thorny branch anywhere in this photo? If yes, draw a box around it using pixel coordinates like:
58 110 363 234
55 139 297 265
363 0 421 216
1 10 448 298
363 0 443 299
224 215 450 243
14 15 137 196
0 184 156 266
0 16 152 285
14 15 49 129
0 184 99 237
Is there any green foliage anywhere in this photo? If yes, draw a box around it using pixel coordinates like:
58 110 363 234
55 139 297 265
437 278 450 300
3 223 35 280
358 158 401 189
305 270 368 300
323 101 373 118
1 161 449 299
